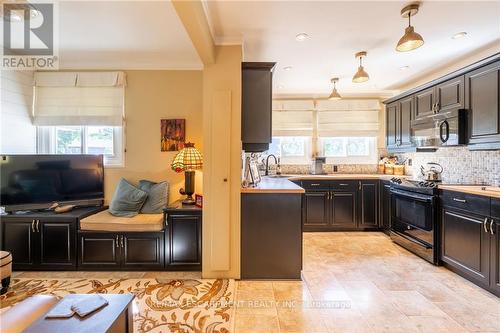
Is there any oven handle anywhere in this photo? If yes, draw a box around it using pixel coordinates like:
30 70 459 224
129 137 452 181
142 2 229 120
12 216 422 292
391 230 433 249
439 120 450 143
390 188 434 203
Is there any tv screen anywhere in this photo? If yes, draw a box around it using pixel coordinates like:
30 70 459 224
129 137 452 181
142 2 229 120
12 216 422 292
0 155 104 212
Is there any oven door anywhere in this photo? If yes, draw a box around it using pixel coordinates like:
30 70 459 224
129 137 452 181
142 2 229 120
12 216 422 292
390 188 435 246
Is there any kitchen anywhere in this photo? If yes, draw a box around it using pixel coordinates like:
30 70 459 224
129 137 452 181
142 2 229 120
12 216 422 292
234 1 500 311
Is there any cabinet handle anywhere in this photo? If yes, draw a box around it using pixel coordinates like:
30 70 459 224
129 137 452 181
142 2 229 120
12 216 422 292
483 217 489 233
31 220 35 233
310 183 320 186
452 198 466 203
339 183 349 186
116 235 119 248
36 220 40 232
359 181 362 190
121 235 124 248
490 219 495 235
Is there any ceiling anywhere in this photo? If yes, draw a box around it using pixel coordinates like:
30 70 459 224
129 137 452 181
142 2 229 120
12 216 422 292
58 1 202 69
206 0 500 98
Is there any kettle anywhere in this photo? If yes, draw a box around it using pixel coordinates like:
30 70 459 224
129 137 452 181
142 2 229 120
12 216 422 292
420 162 443 182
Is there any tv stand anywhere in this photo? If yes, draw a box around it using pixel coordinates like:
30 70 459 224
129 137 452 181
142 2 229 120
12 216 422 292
0 206 105 271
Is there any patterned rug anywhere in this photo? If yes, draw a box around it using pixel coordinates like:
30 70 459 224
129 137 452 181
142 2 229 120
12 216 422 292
0 278 235 333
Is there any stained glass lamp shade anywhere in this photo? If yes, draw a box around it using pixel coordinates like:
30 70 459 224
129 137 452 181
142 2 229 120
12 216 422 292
171 142 203 205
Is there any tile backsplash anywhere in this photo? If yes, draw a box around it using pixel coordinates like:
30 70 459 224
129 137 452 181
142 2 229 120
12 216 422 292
396 147 500 186
279 164 378 175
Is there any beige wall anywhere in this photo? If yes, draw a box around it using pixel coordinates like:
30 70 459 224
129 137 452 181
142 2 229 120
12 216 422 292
104 70 203 203
202 45 242 279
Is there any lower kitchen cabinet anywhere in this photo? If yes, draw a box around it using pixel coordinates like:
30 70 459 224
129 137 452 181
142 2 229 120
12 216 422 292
379 180 392 234
163 203 202 271
301 179 378 231
441 192 499 297
78 232 164 270
359 181 379 228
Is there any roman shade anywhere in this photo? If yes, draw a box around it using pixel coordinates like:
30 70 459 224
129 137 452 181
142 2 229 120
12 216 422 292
33 72 126 126
272 110 313 136
316 99 380 137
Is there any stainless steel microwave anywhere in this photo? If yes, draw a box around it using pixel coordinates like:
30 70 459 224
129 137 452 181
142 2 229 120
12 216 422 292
411 109 468 149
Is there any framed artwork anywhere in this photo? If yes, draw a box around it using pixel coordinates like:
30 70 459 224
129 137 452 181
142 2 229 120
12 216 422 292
161 119 185 151
195 194 203 208
249 161 261 184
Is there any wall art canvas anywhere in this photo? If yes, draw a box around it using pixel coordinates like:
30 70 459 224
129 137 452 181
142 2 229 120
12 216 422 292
161 119 185 151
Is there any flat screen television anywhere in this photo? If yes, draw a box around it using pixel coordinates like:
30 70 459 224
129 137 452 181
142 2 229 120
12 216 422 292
0 155 104 212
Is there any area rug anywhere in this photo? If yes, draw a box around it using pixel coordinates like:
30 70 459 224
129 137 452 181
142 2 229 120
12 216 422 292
0 278 235 333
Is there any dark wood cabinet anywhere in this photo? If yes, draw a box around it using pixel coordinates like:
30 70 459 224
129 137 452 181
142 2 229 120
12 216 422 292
78 231 165 270
441 193 499 297
359 181 378 228
1 220 35 270
39 221 75 269
415 87 435 120
302 180 380 231
386 98 413 151
441 209 490 287
435 76 464 115
164 203 202 271
241 62 276 152
466 60 500 149
303 191 330 229
379 181 392 234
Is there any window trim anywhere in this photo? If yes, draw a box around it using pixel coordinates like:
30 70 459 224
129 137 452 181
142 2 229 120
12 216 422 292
36 125 125 167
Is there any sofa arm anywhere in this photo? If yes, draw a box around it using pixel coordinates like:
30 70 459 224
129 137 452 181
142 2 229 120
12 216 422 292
0 295 59 333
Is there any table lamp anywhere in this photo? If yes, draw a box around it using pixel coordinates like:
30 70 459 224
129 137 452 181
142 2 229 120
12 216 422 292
171 142 203 205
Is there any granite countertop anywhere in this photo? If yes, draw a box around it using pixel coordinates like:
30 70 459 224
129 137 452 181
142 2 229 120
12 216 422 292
241 174 409 193
438 185 500 199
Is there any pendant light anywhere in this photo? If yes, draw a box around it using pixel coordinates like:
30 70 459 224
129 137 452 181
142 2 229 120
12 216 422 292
328 78 341 100
396 4 424 52
352 51 369 83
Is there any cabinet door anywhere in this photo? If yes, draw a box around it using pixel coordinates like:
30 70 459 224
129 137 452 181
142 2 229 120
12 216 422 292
242 64 274 150
166 215 201 270
39 221 76 270
331 191 357 228
441 209 490 287
379 183 392 232
303 191 330 230
414 87 435 120
399 96 413 147
122 233 164 269
490 218 500 296
386 102 399 148
466 61 500 146
78 232 121 269
1 220 36 270
435 76 464 114
359 181 379 228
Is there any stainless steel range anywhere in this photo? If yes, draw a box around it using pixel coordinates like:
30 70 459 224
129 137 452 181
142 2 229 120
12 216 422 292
389 177 439 264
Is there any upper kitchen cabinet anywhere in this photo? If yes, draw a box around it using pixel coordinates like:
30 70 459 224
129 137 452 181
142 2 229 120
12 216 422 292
241 62 276 152
386 97 413 152
414 86 436 121
414 76 464 121
466 60 500 150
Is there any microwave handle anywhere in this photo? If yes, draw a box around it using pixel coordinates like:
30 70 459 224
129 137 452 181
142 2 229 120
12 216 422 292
439 120 449 143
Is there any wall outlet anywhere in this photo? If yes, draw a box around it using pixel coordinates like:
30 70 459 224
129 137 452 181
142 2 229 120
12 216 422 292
333 165 338 172
407 158 412 166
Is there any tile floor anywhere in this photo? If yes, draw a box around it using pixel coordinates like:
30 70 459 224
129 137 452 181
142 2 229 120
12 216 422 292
234 232 500 333
12 232 500 332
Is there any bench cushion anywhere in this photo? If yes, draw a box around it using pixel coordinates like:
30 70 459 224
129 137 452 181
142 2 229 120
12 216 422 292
80 210 164 232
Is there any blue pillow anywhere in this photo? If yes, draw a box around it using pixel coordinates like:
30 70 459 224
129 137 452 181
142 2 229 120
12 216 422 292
138 180 169 214
109 178 148 217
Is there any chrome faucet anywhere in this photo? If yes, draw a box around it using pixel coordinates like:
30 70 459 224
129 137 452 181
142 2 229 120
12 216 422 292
265 154 278 176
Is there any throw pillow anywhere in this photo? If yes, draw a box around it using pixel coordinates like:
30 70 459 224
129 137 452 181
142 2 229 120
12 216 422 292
138 180 169 214
109 178 148 217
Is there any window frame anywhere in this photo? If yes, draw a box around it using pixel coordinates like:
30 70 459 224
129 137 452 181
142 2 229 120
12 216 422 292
36 125 125 167
319 136 377 165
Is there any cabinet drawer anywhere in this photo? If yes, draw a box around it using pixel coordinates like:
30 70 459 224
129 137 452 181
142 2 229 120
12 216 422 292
302 180 330 190
330 180 358 192
441 190 490 216
492 198 500 219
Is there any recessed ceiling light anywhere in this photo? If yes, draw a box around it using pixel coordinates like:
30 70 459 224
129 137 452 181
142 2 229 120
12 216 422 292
400 65 410 71
278 84 284 89
452 32 468 39
283 66 293 71
295 33 309 41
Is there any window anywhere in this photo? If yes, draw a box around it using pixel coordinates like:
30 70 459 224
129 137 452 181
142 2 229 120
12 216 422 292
37 126 123 167
268 137 312 164
320 137 377 164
